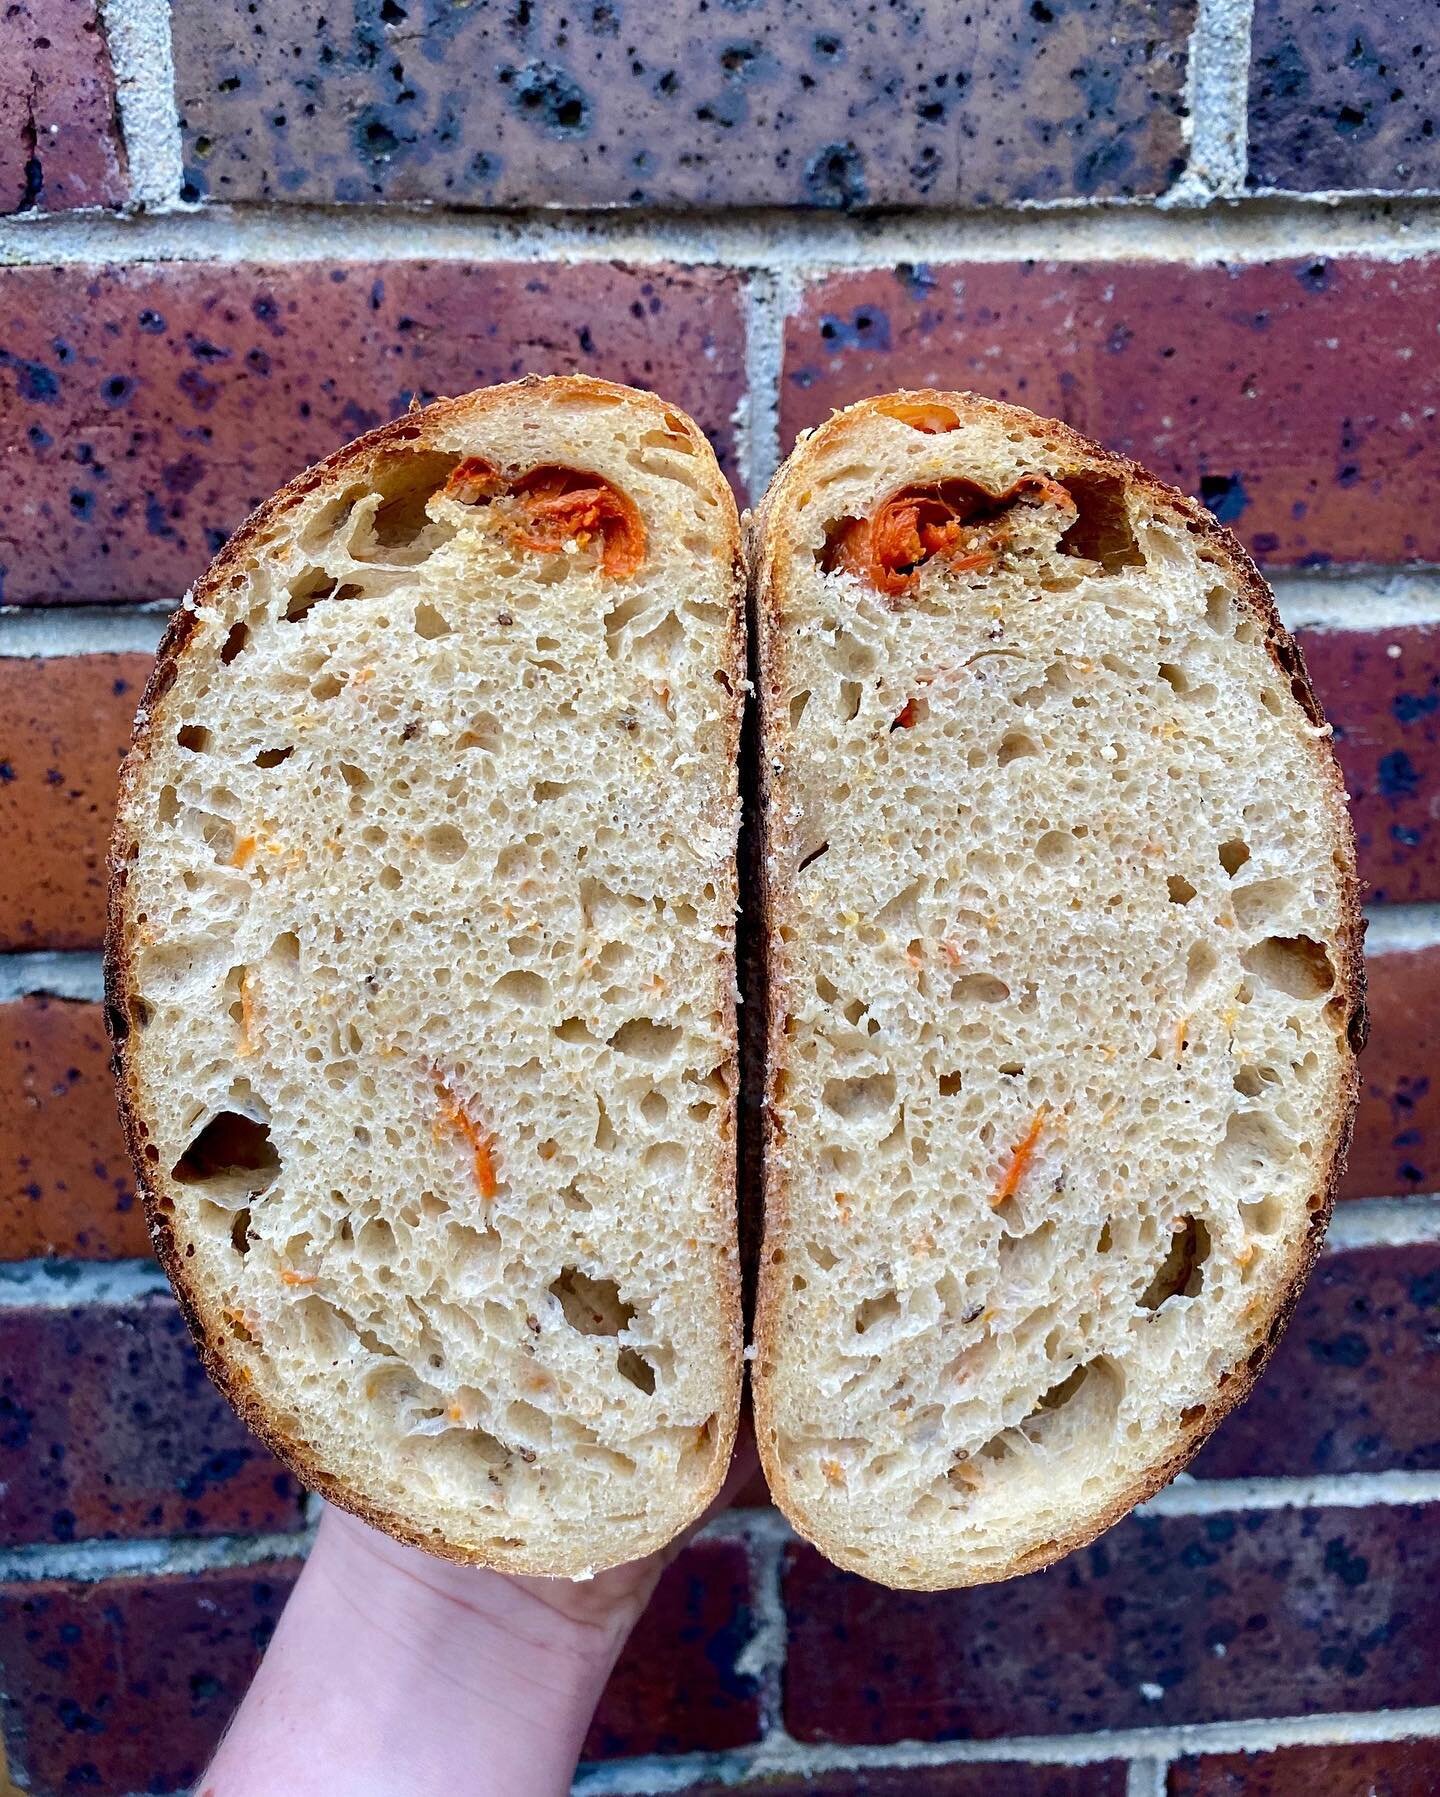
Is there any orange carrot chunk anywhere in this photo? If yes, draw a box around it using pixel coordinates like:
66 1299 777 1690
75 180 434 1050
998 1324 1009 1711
443 456 504 504
509 465 646 578
434 1075 501 1201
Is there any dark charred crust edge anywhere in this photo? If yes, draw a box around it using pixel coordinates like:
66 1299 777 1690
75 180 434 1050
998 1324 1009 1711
104 374 748 1577
746 389 1367 1591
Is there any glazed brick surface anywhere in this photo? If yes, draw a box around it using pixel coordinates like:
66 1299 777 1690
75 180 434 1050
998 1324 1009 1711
0 1297 306 1545
782 258 1440 567
1169 1737 1440 1795
0 0 127 215
1249 1 1440 194
783 1505 1440 1742
1298 626 1440 906
1344 948 1440 1201
0 997 146 1262
0 261 748 604
0 1563 296 1795
1189 1246 1440 1478
171 0 1193 210
0 1543 757 1791
0 654 150 951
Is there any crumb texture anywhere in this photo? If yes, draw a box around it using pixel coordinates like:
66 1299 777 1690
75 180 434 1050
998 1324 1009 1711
753 393 1358 1589
113 379 743 1575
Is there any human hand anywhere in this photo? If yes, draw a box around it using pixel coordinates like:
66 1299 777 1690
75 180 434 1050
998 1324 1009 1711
202 1416 760 1796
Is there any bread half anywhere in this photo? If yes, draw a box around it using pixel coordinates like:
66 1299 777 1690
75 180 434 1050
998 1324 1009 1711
106 375 745 1577
749 391 1364 1590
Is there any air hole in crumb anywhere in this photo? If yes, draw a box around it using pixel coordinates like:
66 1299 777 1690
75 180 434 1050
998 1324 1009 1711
951 972 1009 1005
366 450 463 552
822 1071 895 1121
938 1071 963 1097
840 680 862 721
554 1016 597 1046
998 731 1039 765
339 762 372 792
1241 934 1334 999
1036 829 1078 868
1140 1216 1210 1308
609 1018 682 1061
1232 877 1296 931
1057 471 1143 572
1218 838 1251 877
790 689 811 727
177 724 210 753
230 1208 252 1256
173 1110 280 1196
254 745 294 768
379 865 402 891
424 822 467 863
414 601 453 639
495 969 547 1005
798 841 829 874
1167 875 1197 905
219 621 250 664
617 1346 656 1393
550 1268 633 1336
1185 940 1220 999
855 1289 901 1335
1097 1219 1114 1253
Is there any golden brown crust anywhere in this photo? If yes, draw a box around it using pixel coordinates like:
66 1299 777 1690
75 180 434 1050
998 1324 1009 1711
747 389 1365 1590
106 374 746 1577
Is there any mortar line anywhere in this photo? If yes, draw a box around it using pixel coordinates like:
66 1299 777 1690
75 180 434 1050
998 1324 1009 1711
1164 0 1254 207
0 603 175 657
0 1522 313 1586
738 266 787 503
1327 1195 1440 1249
1272 569 1440 632
1364 904 1440 954
571 1706 1440 1791
0 950 106 1002
732 1513 790 1742
1137 1470 1440 1517
1126 1759 1170 1797
5 193 1440 272
97 0 185 211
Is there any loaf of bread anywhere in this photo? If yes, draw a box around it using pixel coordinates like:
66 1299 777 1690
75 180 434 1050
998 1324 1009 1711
106 375 745 1577
748 391 1364 1590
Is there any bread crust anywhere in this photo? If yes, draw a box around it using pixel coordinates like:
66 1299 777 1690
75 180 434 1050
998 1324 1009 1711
106 375 746 1577
748 390 1365 1590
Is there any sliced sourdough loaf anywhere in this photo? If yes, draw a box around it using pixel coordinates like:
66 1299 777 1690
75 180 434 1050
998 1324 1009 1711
748 391 1364 1590
106 375 745 1577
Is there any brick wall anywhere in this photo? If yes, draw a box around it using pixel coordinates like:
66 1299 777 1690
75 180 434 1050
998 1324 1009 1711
2 3 1440 1793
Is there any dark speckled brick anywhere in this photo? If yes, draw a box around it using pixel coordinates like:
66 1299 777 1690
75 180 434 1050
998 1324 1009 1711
783 259 1440 567
1344 948 1440 1201
0 1544 755 1791
0 997 147 1261
0 0 127 214
581 1540 760 1759
0 261 747 604
0 1563 298 1794
171 0 1194 210
1298 626 1440 905
1191 1245 1440 1477
1170 1738 1440 1796
783 1505 1440 1742
0 1298 306 1544
1250 1 1440 194
0 654 151 950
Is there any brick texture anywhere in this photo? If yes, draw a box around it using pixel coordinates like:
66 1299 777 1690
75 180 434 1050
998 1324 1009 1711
783 1505 1440 1743
0 654 149 951
0 1563 296 1795
782 258 1440 567
0 1542 756 1791
0 0 127 215
1190 1245 1440 1478
1345 948 1440 1200
171 0 1193 210
0 996 146 1262
1250 1 1440 195
622 1770 1129 1797
0 1298 305 1545
0 261 748 605
1170 1737 1440 1795
1298 626 1440 906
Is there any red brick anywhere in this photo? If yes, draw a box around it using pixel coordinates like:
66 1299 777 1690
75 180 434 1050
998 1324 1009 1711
1297 626 1440 906
0 1 126 215
1345 948 1440 1200
0 997 146 1261
0 1541 755 1791
621 1770 1128 1797
1249 1 1440 196
583 1539 761 1759
0 1298 305 1544
783 1504 1440 1743
0 654 149 950
1170 1737 1440 1795
0 261 748 604
0 1562 297 1794
782 258 1440 567
1190 1245 1440 1478
171 1 1192 210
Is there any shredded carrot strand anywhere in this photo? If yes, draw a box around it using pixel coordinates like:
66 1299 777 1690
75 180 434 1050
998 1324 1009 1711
991 1104 1050 1209
434 1075 500 1201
